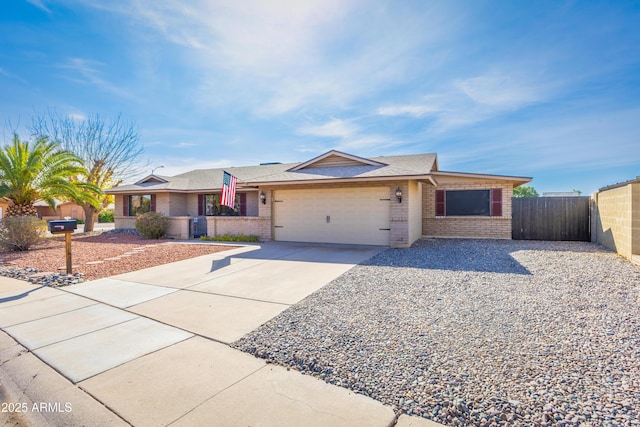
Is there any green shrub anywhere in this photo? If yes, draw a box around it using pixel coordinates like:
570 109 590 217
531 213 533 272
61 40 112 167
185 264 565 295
72 218 85 224
135 212 170 239
200 233 260 243
0 216 47 251
98 209 114 223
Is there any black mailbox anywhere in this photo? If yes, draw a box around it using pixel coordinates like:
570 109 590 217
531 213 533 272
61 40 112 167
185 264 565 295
49 220 78 234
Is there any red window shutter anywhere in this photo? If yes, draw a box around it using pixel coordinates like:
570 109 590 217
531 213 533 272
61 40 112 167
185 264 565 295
435 190 445 216
123 195 129 216
239 193 246 216
198 194 204 216
491 188 502 216
150 194 156 212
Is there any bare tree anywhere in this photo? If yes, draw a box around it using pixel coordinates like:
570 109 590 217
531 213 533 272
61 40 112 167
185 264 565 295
29 109 148 232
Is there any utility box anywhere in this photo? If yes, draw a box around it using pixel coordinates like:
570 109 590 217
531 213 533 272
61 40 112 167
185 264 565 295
49 219 78 234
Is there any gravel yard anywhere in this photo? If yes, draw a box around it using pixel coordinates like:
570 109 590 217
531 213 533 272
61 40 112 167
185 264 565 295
234 239 640 427
0 232 234 282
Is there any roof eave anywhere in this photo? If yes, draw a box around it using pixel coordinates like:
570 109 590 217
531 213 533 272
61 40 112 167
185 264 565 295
105 186 260 194
432 170 532 187
249 174 435 187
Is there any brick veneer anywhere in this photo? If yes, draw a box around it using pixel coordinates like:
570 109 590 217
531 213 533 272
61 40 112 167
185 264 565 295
422 179 513 239
113 177 519 244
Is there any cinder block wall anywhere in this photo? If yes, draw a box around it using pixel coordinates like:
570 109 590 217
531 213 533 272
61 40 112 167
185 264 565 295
634 184 640 258
592 183 637 260
422 178 513 239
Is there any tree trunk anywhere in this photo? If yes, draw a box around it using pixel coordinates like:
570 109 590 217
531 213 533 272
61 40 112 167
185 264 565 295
82 204 97 232
6 203 38 217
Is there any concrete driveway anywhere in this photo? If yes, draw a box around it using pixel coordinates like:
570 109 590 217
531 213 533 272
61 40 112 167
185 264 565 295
0 242 439 426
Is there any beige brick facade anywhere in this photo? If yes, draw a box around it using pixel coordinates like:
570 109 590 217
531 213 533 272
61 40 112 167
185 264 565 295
592 182 640 262
155 193 188 216
206 216 271 241
113 176 519 244
422 176 513 239
107 150 530 245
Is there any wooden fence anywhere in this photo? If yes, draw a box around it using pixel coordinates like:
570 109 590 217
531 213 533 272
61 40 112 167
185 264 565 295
512 197 591 241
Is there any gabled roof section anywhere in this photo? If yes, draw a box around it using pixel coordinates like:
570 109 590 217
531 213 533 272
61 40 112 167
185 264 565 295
135 174 169 185
288 150 387 171
103 152 450 193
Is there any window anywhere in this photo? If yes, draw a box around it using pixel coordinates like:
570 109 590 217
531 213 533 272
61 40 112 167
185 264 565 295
128 195 152 216
436 189 502 217
199 193 246 216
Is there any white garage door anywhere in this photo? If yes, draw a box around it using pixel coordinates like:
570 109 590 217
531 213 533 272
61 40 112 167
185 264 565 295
273 187 390 245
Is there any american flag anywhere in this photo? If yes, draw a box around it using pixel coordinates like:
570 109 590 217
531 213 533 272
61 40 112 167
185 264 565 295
220 171 237 209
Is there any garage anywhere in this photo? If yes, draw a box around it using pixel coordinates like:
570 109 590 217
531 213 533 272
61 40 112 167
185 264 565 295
272 187 391 245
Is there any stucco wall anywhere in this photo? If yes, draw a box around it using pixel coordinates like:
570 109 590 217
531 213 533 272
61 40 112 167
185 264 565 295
57 203 84 221
592 183 639 261
423 177 513 239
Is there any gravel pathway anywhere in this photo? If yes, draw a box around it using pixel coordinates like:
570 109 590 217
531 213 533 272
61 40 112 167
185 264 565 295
234 239 640 426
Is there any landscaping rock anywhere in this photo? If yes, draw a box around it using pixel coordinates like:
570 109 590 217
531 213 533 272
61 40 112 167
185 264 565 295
234 239 640 426
0 266 84 287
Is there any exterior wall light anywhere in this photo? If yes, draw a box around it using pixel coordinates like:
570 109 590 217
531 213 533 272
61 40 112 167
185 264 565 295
395 187 403 203
260 191 267 204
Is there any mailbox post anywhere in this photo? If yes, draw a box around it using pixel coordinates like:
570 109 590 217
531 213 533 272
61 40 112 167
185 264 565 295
48 220 78 274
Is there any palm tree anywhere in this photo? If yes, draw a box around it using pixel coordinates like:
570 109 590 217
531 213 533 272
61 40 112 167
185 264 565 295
0 134 101 217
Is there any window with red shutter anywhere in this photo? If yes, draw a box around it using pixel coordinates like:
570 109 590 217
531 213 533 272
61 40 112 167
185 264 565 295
438 189 500 216
491 188 503 217
239 193 247 216
198 194 204 216
435 190 445 216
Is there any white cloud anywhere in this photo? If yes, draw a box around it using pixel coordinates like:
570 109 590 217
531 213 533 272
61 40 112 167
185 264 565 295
177 141 197 148
26 0 51 14
79 0 456 115
297 118 358 139
454 72 544 108
144 157 233 178
68 112 87 121
296 118 397 153
58 58 134 100
377 69 555 133
376 104 441 118
436 107 640 177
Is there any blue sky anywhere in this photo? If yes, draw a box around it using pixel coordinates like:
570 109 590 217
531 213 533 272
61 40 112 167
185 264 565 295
1 0 639 194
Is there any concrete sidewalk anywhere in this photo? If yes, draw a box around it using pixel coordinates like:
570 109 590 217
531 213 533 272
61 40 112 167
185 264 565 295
0 242 442 427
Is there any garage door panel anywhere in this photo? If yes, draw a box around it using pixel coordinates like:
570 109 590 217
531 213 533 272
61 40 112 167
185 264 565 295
273 187 390 245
